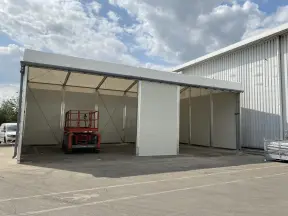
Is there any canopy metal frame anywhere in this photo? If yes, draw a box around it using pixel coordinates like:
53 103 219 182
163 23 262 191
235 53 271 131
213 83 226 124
14 50 244 163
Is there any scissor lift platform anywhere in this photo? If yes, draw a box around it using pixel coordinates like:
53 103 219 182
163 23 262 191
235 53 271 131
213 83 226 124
62 110 101 153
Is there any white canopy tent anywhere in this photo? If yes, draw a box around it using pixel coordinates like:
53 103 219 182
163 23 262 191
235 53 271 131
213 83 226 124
15 50 243 163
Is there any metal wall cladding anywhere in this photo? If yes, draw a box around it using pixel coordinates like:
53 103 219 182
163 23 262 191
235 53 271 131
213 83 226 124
182 37 282 149
281 34 288 138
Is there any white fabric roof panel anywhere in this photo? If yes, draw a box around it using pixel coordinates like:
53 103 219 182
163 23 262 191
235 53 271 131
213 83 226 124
129 83 138 92
101 77 134 91
180 87 223 99
28 65 128 94
23 49 243 92
67 73 104 88
28 83 63 91
28 67 138 93
29 67 68 85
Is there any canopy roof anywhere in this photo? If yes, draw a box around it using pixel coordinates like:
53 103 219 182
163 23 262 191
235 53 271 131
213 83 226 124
22 50 243 93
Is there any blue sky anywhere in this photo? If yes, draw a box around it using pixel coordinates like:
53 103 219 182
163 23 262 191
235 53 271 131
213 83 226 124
252 0 288 13
0 0 288 100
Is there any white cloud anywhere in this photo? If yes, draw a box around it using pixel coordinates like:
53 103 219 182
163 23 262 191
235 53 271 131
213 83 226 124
109 0 288 64
1 0 288 67
0 44 24 56
0 0 138 65
196 1 264 53
107 11 120 22
88 1 101 14
0 44 23 85
0 84 19 104
0 44 22 103
243 5 288 39
109 0 267 63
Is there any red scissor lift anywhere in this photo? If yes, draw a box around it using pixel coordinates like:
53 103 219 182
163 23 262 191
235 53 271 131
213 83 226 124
62 110 101 153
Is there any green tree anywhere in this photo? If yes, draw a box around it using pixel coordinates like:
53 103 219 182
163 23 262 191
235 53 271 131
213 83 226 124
0 97 18 125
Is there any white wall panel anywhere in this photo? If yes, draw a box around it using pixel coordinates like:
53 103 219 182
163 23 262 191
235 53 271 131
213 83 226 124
96 94 125 143
190 96 210 146
125 97 138 143
65 92 137 143
24 88 62 145
179 98 189 143
24 88 137 146
182 37 282 149
137 81 179 156
212 92 237 149
180 91 237 149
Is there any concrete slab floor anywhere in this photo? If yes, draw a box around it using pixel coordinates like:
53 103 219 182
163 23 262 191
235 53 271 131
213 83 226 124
0 145 288 216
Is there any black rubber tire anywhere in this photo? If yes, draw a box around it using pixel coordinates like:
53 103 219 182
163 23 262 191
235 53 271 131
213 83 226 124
64 151 72 154
4 137 6 144
93 148 100 153
61 141 64 150
64 147 72 154
62 142 71 154
62 134 72 154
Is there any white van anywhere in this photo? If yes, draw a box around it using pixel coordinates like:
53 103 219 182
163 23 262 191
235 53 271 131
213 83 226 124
0 123 17 144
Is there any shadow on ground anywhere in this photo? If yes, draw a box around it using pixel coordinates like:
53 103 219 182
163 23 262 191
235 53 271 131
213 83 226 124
20 144 265 178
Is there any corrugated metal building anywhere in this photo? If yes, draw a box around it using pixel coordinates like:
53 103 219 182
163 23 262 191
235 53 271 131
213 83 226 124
174 23 288 149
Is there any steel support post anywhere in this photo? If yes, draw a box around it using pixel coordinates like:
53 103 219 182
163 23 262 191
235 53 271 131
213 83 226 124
209 91 214 147
94 89 99 113
13 68 24 159
188 87 192 145
59 87 66 144
123 93 127 143
176 86 180 154
16 66 28 163
235 93 241 151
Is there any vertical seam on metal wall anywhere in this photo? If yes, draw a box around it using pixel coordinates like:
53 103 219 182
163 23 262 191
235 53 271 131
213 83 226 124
279 36 287 139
